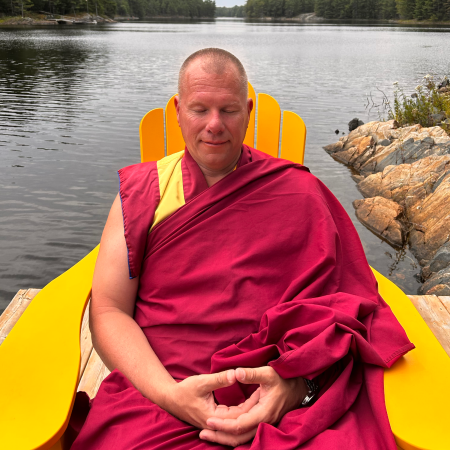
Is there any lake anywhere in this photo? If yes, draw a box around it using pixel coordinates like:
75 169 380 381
1 18 450 312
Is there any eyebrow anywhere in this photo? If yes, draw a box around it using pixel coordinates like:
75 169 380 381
188 100 241 108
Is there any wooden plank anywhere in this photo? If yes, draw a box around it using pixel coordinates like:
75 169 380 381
439 296 450 316
256 93 281 158
408 295 450 357
243 81 256 148
77 347 110 398
280 110 306 165
165 94 185 156
0 289 40 345
79 303 93 380
139 108 165 162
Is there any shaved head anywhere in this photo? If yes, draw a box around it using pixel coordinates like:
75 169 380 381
178 48 248 99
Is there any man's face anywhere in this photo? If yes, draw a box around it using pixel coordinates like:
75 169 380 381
175 62 253 173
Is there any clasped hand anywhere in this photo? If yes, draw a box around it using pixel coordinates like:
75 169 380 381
163 367 307 448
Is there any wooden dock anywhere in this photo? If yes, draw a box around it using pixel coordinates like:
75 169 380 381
1 289 449 397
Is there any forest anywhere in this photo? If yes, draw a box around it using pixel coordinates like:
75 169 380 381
0 0 216 20
244 0 450 20
1 0 449 22
216 4 245 16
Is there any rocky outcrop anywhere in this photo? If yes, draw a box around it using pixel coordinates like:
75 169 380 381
325 120 450 295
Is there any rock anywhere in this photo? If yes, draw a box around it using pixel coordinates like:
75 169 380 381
431 113 447 123
408 170 450 262
419 266 450 295
343 120 397 147
335 129 339 134
324 119 450 294
352 197 405 247
323 140 344 154
360 136 436 174
332 136 374 166
421 242 450 279
357 155 450 208
348 118 364 132
438 78 450 89
351 174 365 183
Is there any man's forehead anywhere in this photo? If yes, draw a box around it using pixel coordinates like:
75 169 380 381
180 59 243 96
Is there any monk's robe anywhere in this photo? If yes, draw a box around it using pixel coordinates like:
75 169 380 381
70 146 414 450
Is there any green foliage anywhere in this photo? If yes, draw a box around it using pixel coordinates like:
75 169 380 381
383 76 450 130
245 0 315 17
243 0 450 20
216 5 245 16
0 0 215 18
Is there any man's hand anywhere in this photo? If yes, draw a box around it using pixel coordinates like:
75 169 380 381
163 369 259 430
199 366 307 447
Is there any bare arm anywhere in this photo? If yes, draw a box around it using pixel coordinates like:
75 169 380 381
90 194 176 405
90 194 238 429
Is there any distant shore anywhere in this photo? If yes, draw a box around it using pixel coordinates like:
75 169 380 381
3 13 450 26
0 13 115 26
242 13 450 25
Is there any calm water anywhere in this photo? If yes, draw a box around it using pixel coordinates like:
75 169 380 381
1 19 450 312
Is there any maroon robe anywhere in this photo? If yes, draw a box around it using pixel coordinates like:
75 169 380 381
70 146 414 449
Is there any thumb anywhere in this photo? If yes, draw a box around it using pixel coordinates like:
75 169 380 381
236 366 276 385
198 370 236 395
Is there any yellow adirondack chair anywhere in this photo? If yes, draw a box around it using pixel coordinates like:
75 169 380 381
0 83 449 450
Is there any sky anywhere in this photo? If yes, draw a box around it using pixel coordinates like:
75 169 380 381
216 0 246 6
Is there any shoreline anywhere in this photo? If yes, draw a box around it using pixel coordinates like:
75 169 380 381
324 119 450 296
0 14 116 26
238 14 450 26
3 14 450 26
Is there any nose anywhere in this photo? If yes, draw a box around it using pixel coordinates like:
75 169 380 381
206 110 225 135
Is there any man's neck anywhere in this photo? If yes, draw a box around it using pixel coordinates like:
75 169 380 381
196 151 242 187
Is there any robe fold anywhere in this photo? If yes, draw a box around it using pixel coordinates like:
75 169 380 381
70 146 414 450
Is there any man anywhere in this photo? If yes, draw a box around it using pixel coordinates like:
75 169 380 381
71 49 413 449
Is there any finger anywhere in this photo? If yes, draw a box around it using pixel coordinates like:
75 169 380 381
200 427 257 447
207 403 267 435
236 366 276 386
197 369 236 395
211 388 261 420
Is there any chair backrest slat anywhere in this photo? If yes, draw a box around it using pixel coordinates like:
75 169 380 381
243 82 256 148
139 108 165 163
280 111 306 165
165 94 186 156
256 93 281 158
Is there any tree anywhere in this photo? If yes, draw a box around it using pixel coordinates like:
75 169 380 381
12 0 33 16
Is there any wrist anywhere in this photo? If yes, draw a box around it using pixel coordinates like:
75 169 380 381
146 377 178 410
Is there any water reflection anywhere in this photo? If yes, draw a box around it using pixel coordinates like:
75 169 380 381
2 21 448 312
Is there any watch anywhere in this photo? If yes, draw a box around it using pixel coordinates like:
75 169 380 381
301 378 319 406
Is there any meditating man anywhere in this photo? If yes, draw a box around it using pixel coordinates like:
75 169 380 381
71 48 414 449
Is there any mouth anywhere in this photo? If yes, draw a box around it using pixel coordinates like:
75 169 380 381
202 140 228 147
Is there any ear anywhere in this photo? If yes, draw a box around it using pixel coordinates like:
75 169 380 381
174 95 181 127
247 97 253 116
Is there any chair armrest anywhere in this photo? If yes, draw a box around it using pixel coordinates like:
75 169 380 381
0 246 99 450
373 268 450 450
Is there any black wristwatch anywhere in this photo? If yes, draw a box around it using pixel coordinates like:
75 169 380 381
301 378 319 406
